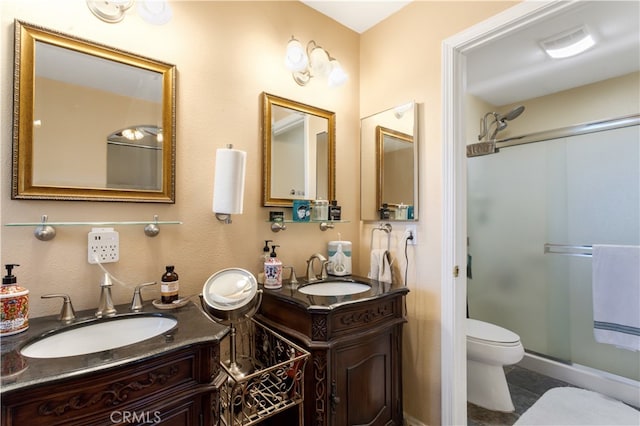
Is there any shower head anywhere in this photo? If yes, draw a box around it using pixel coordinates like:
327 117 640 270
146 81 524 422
498 105 525 122
478 105 526 142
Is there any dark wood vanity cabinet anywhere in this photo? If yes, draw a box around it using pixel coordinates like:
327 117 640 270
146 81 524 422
1 343 224 426
256 287 408 426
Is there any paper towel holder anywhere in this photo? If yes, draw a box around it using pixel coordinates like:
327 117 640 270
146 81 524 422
215 213 232 224
213 144 246 225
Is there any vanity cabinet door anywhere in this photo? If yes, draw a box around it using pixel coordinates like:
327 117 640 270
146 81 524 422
331 327 400 426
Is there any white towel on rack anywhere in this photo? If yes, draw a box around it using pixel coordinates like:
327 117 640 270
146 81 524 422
368 249 393 283
592 245 640 351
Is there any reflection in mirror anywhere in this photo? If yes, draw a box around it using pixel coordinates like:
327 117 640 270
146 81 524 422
107 125 163 190
361 102 418 221
376 126 414 210
262 93 335 207
12 21 176 202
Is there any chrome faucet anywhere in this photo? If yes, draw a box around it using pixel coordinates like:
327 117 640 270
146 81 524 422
283 265 298 286
305 253 329 282
41 294 76 323
95 272 117 318
130 282 157 312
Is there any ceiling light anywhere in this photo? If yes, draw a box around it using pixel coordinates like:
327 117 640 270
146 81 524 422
541 26 595 59
121 128 144 140
284 37 347 87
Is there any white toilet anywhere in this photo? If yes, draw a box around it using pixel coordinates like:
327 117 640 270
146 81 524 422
466 318 524 412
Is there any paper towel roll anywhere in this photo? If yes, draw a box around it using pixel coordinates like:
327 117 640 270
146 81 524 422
212 148 246 214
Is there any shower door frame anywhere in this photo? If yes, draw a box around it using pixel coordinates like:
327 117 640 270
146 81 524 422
440 1 578 424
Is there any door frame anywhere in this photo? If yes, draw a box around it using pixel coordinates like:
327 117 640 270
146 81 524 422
440 1 578 424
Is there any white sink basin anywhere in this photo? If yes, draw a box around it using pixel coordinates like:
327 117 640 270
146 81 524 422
21 315 177 359
298 281 371 296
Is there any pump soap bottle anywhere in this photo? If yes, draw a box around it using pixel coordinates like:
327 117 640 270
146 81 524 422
1 264 29 335
264 245 283 289
258 240 272 284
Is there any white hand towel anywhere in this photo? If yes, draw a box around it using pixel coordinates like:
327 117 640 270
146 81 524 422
379 250 393 283
592 245 640 351
368 249 393 283
368 249 383 281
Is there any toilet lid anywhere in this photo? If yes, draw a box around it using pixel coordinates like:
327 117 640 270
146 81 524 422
467 318 520 344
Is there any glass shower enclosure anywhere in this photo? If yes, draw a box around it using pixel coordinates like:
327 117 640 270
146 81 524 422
467 125 640 381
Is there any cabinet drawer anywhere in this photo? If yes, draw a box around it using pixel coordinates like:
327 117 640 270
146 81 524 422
3 347 206 426
328 295 401 339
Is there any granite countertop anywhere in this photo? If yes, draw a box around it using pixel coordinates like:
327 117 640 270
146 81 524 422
260 275 409 311
0 300 229 394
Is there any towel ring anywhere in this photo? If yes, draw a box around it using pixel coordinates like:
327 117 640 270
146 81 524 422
371 223 392 252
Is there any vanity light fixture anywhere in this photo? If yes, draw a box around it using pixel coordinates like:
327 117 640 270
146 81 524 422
86 0 172 25
284 37 348 87
541 25 595 59
393 102 414 119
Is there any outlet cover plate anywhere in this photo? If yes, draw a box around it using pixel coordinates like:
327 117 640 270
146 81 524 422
88 228 119 264
406 224 417 245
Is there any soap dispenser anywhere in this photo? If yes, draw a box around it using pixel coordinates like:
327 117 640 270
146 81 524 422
0 264 29 335
258 240 272 284
264 245 283 289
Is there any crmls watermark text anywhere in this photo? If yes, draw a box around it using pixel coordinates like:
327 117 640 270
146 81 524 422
110 410 162 424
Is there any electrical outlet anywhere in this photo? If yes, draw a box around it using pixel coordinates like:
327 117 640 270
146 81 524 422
88 228 119 264
406 224 417 245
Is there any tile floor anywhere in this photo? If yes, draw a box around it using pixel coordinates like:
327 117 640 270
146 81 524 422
467 365 574 426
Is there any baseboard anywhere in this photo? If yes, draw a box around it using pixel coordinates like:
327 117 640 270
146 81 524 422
519 352 640 408
404 413 428 426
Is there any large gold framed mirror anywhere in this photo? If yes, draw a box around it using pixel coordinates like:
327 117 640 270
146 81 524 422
360 102 419 221
262 93 335 207
12 21 176 202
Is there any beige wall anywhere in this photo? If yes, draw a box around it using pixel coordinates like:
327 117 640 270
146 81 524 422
360 2 517 424
34 77 160 187
493 72 640 139
1 1 359 316
0 1 527 425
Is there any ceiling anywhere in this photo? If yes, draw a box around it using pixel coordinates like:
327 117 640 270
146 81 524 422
301 0 412 33
465 1 640 106
302 0 640 106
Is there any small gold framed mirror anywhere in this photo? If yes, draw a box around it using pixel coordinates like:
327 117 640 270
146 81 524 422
360 102 418 221
376 126 414 211
12 21 176 202
262 93 336 207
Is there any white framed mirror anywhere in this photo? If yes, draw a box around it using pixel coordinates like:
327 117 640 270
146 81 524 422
361 102 419 221
12 21 176 202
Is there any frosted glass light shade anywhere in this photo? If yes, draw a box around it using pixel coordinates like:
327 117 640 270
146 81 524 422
309 47 331 77
137 0 172 25
285 39 308 72
328 59 348 87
